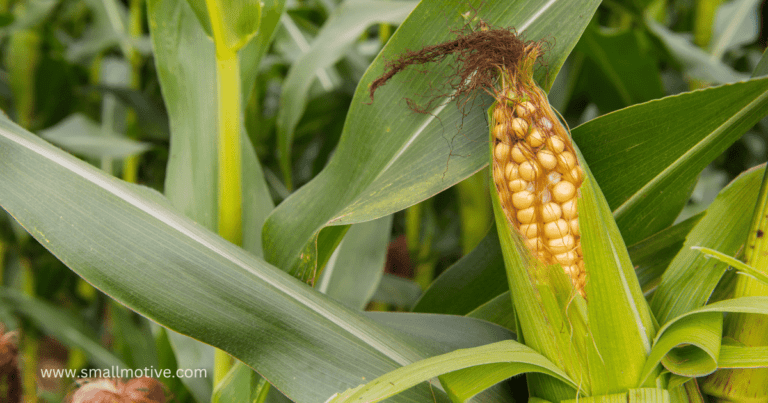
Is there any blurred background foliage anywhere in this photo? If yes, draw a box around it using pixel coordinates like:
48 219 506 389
0 0 765 401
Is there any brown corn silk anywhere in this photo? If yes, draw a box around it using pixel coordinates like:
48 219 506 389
369 27 585 297
491 45 585 298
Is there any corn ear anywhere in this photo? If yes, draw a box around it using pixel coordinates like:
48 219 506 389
490 44 659 399
491 45 585 298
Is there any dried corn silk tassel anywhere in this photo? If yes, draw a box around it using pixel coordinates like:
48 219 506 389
367 25 585 297
490 46 585 297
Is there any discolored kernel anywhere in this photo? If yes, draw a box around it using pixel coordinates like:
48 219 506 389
553 181 576 203
517 206 536 224
539 117 553 130
537 149 557 170
519 161 540 181
540 189 552 204
544 219 569 239
541 202 562 222
512 190 535 209
548 172 562 185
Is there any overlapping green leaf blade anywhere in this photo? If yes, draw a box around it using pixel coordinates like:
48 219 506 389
276 0 416 186
0 119 451 403
651 165 764 324
264 0 602 279
328 340 574 403
573 77 768 245
641 296 768 382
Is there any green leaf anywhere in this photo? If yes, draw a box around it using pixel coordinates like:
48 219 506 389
560 389 670 403
693 246 768 287
327 340 575 403
164 330 214 402
239 0 286 100
365 312 515 356
39 114 151 159
148 0 273 257
317 216 392 310
90 85 170 141
718 345 768 368
212 0 261 52
264 0 601 280
276 0 416 187
0 118 451 402
577 24 664 107
64 0 123 61
213 361 258 403
413 227 506 316
754 48 768 78
370 273 422 309
0 288 125 369
641 296 768 382
466 292 516 332
108 301 158 370
628 213 704 293
651 165 764 324
709 0 761 59
185 0 261 52
573 77 768 245
646 18 748 84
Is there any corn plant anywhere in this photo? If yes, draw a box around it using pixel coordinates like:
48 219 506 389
1 0 768 402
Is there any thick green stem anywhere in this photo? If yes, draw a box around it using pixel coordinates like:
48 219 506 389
215 53 244 247
122 0 144 184
205 0 244 383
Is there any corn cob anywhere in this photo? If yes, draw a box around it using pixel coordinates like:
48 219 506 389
491 45 585 298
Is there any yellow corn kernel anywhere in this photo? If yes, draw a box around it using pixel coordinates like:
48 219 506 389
527 128 544 147
505 162 519 180
494 142 510 161
553 181 576 203
512 190 535 209
542 202 562 223
519 161 540 181
537 149 557 170
509 178 528 192
519 223 538 239
517 206 536 224
561 198 578 220
544 219 569 239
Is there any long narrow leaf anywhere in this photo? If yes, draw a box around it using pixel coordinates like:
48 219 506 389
0 119 451 403
264 0 601 280
651 165 764 324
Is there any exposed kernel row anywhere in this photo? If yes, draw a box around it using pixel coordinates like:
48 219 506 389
491 89 586 297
